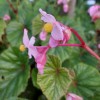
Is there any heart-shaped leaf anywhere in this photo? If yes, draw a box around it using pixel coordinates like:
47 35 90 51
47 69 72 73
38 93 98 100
0 47 30 99
6 21 24 46
69 63 100 99
37 55 72 100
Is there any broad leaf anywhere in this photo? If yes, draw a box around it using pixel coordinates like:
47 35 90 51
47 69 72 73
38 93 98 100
37 55 72 100
69 63 100 100
0 47 30 99
6 21 24 46
6 97 28 100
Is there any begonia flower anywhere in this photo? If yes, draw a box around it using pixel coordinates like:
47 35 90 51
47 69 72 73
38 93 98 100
57 0 69 13
39 9 71 47
88 5 100 21
22 28 48 74
66 93 83 100
3 14 11 21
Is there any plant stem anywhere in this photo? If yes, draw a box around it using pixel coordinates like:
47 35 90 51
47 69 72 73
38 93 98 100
6 0 18 15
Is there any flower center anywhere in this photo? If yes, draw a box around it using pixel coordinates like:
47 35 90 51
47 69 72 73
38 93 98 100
19 45 26 52
43 23 53 33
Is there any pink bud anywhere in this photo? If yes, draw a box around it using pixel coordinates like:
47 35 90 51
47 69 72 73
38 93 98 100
66 93 83 100
57 0 63 5
98 44 100 48
63 4 69 13
3 14 11 21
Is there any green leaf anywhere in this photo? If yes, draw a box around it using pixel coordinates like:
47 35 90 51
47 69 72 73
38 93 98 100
0 47 30 99
37 55 72 100
32 68 40 89
6 21 24 46
33 0 48 16
32 15 44 35
48 47 70 62
69 63 100 99
6 97 28 100
0 19 6 42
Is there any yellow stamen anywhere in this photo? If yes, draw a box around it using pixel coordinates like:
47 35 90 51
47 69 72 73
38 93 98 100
43 23 53 33
19 45 26 52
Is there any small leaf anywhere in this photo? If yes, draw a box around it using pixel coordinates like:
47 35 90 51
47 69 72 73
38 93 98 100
37 55 72 100
0 47 30 99
6 21 24 46
32 68 40 89
32 15 44 35
48 47 70 62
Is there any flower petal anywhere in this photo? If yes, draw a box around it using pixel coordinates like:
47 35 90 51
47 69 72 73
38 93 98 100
88 5 100 17
66 93 83 100
29 36 35 46
37 63 44 74
39 8 56 23
49 37 59 47
51 23 64 40
39 31 47 41
23 28 29 47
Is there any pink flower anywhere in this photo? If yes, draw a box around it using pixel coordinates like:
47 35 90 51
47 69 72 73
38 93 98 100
23 28 49 74
63 4 69 13
57 0 69 13
39 9 71 47
3 14 11 21
66 93 83 100
88 5 100 21
98 44 100 48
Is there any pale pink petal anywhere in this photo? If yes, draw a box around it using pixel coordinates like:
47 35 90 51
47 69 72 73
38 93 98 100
88 5 100 17
28 46 38 59
29 36 35 46
63 28 71 42
66 93 83 100
39 31 47 41
57 0 63 5
63 4 69 13
23 28 29 47
49 37 59 47
39 8 56 23
98 44 100 48
3 14 11 21
92 11 100 21
51 23 63 40
37 63 44 74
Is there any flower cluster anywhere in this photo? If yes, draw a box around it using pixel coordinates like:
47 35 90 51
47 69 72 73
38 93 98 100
88 5 100 22
39 8 71 48
57 0 70 13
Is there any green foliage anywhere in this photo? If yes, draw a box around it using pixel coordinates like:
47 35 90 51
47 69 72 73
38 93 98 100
37 55 72 100
0 47 30 99
6 21 24 46
69 63 100 100
32 15 44 35
6 97 28 100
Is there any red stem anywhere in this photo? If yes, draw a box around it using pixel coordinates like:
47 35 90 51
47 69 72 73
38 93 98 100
82 45 100 61
69 27 85 45
6 0 18 15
